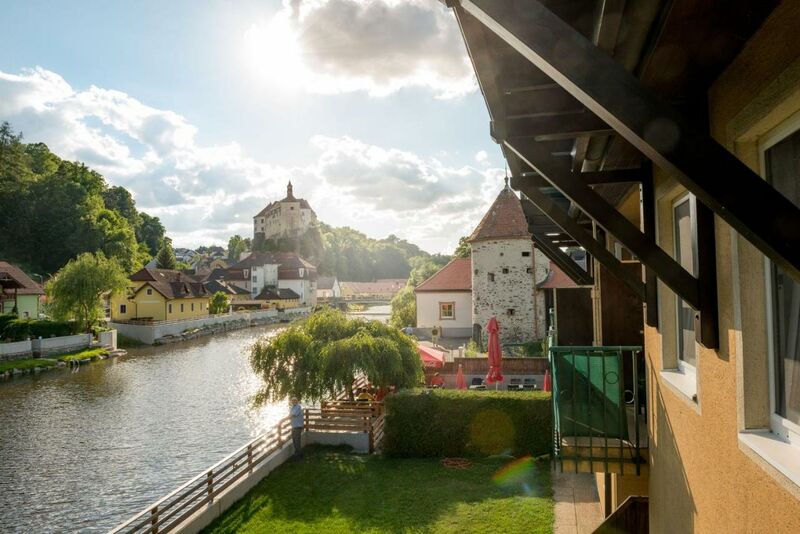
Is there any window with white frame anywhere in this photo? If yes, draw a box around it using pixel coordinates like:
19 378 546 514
763 125 800 441
673 193 698 372
439 302 455 320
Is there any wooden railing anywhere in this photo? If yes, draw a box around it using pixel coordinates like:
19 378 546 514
305 401 386 453
109 417 292 534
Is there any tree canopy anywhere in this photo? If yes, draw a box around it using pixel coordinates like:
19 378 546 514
0 122 165 275
45 252 128 332
156 239 178 270
453 236 471 258
209 291 230 314
249 309 422 404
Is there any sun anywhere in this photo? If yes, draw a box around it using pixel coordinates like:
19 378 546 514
242 15 306 89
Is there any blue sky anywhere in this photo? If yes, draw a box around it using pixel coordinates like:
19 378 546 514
0 0 504 253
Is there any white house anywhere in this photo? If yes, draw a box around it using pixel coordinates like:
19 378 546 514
414 258 473 337
316 276 341 300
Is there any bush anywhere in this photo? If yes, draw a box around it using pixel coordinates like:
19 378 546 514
383 389 552 458
1 318 76 341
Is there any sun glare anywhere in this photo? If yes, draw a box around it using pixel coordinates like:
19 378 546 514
243 15 305 89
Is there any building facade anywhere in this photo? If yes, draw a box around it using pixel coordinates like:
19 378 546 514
110 268 210 322
469 186 549 344
0 261 43 318
253 181 316 241
414 258 473 337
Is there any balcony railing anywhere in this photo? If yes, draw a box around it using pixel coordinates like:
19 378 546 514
549 346 647 476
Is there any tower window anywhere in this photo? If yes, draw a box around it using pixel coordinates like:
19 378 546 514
522 251 530 257
507 308 515 316
526 267 532 274
502 268 509 274
488 273 495 282
474 269 478 275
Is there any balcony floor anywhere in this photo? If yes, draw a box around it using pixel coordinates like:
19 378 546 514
553 470 604 534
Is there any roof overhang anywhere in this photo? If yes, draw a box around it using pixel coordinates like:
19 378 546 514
446 0 795 350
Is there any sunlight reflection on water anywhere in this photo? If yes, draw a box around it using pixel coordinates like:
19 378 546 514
0 324 285 533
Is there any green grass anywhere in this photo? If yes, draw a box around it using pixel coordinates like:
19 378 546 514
54 347 107 362
203 446 553 534
0 358 57 373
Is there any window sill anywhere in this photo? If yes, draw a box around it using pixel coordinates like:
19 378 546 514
660 368 697 404
739 430 800 490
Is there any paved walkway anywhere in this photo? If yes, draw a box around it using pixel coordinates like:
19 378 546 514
552 471 604 534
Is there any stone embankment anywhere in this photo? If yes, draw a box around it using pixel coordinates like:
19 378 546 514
0 347 128 380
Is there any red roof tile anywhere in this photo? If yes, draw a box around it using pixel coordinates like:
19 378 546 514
537 261 581 289
414 258 472 292
468 187 530 242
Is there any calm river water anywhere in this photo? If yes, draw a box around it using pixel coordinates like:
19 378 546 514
0 324 286 533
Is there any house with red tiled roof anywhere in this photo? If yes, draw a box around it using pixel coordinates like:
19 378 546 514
0 261 44 318
414 258 473 337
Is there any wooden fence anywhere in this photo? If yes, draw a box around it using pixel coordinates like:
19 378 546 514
109 417 293 534
110 400 386 533
441 357 549 375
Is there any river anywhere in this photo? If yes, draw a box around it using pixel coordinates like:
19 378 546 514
0 324 286 533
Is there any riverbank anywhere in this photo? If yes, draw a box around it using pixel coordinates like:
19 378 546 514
0 346 127 379
112 307 310 345
0 324 287 532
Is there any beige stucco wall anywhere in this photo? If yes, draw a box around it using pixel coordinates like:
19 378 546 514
646 2 800 531
415 291 472 330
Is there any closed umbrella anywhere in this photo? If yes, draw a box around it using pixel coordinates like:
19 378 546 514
456 364 467 390
485 316 504 387
543 369 552 392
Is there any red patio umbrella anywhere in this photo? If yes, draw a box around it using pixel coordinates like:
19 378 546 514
417 344 445 369
455 364 467 390
485 316 504 386
543 369 552 392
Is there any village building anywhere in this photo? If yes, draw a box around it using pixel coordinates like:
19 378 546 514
316 276 341 300
253 181 316 241
214 251 317 308
339 279 406 301
203 279 250 308
110 268 210 322
0 261 44 318
414 258 472 337
448 0 800 530
254 287 301 309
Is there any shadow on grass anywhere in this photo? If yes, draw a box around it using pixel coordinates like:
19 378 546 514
205 445 553 534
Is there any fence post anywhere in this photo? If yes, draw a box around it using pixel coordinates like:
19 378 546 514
206 470 214 502
247 442 253 473
304 409 309 432
277 421 283 447
150 506 159 534
367 416 374 453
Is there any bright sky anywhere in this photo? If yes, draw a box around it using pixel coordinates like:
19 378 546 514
0 0 505 254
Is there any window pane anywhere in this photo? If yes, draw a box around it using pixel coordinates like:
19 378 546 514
674 197 696 367
766 130 800 426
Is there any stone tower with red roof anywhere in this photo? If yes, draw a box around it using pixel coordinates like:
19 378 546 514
468 184 549 343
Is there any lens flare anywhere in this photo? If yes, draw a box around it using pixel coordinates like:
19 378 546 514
492 456 538 494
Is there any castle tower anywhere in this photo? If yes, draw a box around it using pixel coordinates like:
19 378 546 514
469 184 549 343
253 181 317 241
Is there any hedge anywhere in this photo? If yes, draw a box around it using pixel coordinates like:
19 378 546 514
383 389 552 458
1 318 76 342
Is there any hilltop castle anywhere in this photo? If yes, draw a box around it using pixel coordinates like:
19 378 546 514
253 181 317 241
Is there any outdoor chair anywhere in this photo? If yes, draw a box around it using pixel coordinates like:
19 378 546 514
507 378 523 391
468 377 486 390
523 378 537 390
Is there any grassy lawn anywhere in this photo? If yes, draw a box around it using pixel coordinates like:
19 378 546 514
54 347 107 362
204 446 553 534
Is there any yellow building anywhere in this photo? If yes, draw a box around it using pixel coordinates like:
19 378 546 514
449 0 800 531
111 268 210 322
254 287 300 310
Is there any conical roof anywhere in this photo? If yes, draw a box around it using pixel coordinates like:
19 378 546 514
468 187 530 242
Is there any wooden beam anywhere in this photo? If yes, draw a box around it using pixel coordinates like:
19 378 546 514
507 137 699 310
639 165 659 328
499 113 610 139
459 0 800 282
524 168 643 185
531 231 594 286
515 181 646 300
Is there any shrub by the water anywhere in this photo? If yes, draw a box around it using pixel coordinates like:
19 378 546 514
383 389 552 458
1 318 75 341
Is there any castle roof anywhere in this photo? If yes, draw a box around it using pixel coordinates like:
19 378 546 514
468 187 530 243
414 258 472 293
253 181 315 218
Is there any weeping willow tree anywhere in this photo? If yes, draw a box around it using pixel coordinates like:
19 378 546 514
250 308 422 405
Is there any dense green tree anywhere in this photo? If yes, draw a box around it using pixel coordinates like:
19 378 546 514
156 239 178 270
250 308 422 404
453 236 471 258
93 209 147 273
45 252 128 332
137 213 166 256
209 291 230 314
227 234 248 262
389 286 416 329
407 259 442 287
102 186 140 229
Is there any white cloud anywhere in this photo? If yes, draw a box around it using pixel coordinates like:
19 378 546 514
0 67 500 254
242 0 476 98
